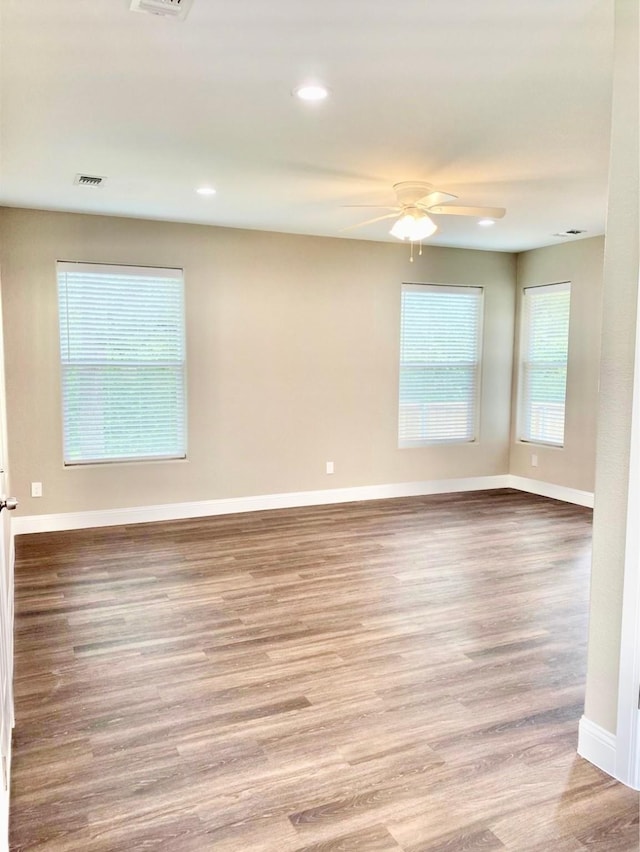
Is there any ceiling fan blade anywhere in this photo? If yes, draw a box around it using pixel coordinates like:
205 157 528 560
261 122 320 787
341 205 401 211
429 205 506 219
340 212 401 232
415 191 458 209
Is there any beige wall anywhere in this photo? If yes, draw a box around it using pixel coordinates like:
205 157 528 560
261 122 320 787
510 237 605 493
585 0 639 735
0 207 516 517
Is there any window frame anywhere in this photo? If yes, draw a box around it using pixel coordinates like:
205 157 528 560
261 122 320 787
57 260 188 467
516 280 571 449
398 282 485 449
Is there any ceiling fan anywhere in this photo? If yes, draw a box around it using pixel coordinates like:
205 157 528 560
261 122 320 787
343 181 506 246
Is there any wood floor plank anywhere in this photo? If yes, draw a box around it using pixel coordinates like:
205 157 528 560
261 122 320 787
293 824 404 851
9 489 639 850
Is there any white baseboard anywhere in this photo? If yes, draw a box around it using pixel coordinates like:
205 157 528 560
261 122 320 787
507 475 594 508
11 475 512 535
0 784 7 852
11 474 595 536
578 715 618 779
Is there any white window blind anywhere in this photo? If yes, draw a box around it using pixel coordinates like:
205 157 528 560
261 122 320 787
518 281 570 447
57 262 186 465
398 284 483 446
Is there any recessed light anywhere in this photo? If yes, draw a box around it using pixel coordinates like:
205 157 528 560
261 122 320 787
478 218 495 227
293 84 330 102
196 186 216 196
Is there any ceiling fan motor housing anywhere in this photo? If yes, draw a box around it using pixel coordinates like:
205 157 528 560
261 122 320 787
393 181 434 206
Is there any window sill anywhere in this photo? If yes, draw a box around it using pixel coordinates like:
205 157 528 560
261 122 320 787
63 456 189 470
515 439 564 450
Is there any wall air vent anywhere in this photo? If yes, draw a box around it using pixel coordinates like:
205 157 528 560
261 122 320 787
74 174 106 187
130 0 193 20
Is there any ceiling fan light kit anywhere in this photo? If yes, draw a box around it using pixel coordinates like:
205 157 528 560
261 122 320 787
390 213 437 242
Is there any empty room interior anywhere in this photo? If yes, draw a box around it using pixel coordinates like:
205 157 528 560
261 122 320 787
0 0 639 850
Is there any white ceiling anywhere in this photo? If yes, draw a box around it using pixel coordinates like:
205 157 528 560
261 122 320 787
0 0 614 252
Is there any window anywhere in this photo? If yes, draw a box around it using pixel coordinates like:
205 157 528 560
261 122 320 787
57 262 186 465
398 283 484 446
518 281 570 447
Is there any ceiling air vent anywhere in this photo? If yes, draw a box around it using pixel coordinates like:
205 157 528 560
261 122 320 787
130 0 193 20
74 174 106 187
554 229 587 238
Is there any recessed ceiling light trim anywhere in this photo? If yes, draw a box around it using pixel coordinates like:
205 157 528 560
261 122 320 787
293 84 330 102
478 218 495 227
196 186 217 196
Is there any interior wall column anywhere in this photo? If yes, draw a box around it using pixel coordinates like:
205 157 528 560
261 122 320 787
583 0 639 752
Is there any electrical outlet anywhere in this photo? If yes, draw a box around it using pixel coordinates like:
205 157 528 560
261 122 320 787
326 461 334 475
531 454 538 468
31 482 42 498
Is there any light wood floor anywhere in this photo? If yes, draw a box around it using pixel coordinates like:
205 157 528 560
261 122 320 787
9 489 640 851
